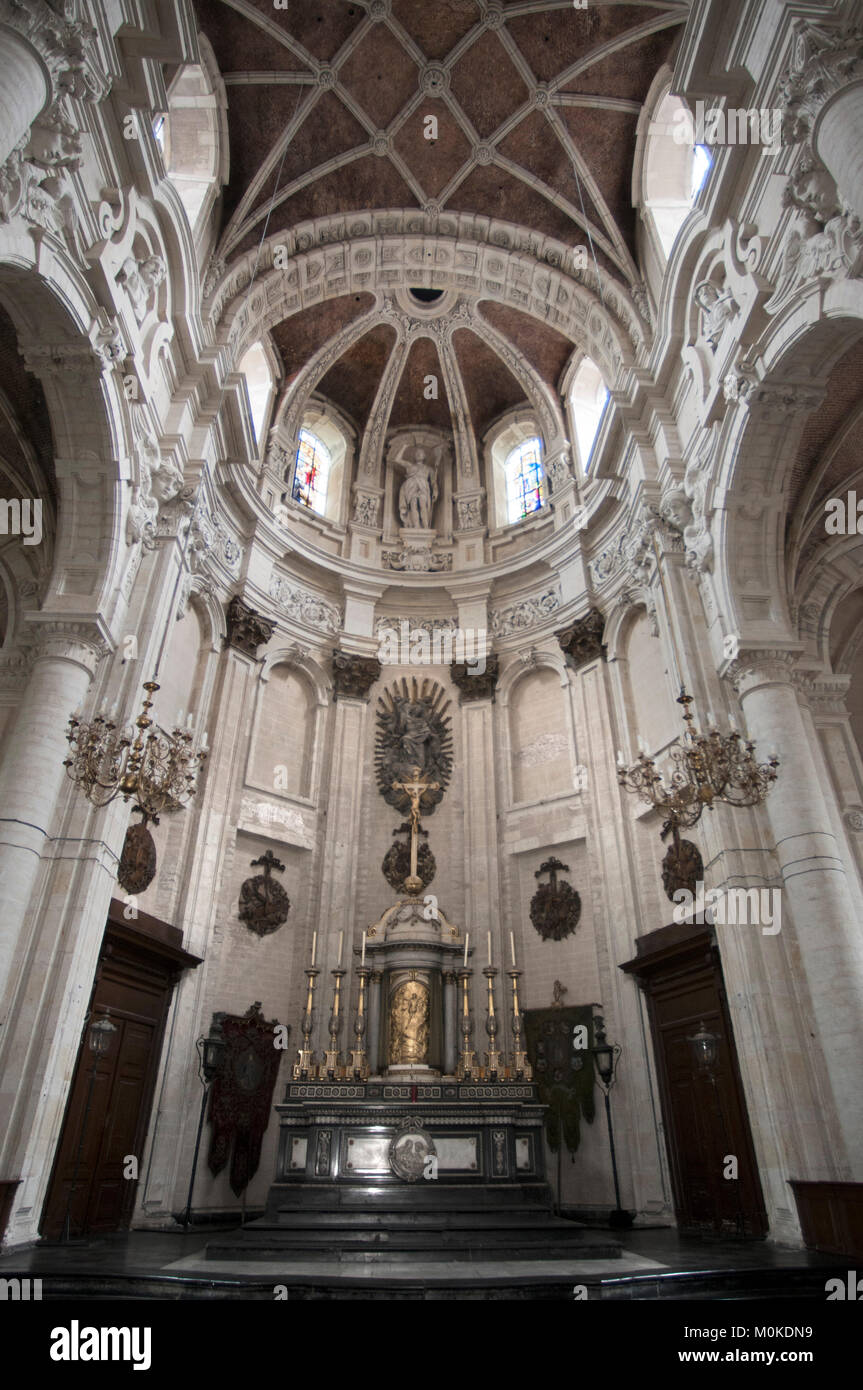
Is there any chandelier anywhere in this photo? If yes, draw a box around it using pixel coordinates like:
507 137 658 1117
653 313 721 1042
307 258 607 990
617 688 779 842
64 680 207 827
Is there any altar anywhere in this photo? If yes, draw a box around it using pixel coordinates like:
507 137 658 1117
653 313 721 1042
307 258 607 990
205 714 620 1263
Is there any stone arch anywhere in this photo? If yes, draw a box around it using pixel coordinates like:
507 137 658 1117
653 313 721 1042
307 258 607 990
718 311 863 652
260 645 331 708
0 260 127 624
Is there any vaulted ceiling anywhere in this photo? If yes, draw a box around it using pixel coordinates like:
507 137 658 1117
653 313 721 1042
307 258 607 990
195 0 684 443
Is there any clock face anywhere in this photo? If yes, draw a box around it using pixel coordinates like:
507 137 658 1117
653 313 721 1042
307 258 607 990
235 1047 264 1093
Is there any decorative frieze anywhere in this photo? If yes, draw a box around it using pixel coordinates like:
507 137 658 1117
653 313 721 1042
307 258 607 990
490 589 560 637
268 573 342 634
779 22 863 145
382 544 452 573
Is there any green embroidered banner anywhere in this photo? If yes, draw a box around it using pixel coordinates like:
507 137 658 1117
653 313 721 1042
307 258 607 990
524 1006 596 1153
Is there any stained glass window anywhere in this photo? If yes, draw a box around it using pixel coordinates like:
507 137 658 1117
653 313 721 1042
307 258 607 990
292 429 331 514
505 437 545 523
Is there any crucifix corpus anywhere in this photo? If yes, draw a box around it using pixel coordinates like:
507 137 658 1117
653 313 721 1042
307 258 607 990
391 765 440 895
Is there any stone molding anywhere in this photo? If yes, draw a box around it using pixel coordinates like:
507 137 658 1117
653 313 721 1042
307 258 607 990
779 22 863 146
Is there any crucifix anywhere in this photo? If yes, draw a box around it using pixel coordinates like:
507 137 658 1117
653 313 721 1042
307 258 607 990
391 765 439 895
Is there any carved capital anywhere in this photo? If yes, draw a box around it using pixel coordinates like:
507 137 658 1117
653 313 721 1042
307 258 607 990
779 22 863 145
24 617 110 676
331 650 381 701
450 653 499 702
725 647 799 699
224 596 276 658
557 607 606 669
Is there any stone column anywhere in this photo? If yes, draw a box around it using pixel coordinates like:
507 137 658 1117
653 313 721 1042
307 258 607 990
731 650 863 1174
367 970 383 1075
314 654 381 1043
452 660 501 1010
0 619 108 1016
0 28 50 166
442 970 457 1075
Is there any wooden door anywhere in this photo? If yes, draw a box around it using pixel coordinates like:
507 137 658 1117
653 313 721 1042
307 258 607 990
621 924 768 1237
41 901 201 1239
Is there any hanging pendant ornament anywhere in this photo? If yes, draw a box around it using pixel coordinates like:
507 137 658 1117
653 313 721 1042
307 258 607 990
117 808 158 894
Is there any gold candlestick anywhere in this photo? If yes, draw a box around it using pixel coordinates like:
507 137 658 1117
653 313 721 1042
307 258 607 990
483 966 502 1080
456 968 477 1080
322 969 346 1078
348 966 370 1080
293 967 320 1080
507 969 532 1080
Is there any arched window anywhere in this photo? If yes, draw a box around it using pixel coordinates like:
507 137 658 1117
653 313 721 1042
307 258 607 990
569 357 609 473
640 88 713 264
504 436 545 523
292 429 331 515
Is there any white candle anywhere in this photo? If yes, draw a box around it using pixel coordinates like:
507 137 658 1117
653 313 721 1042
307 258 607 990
186 712 194 730
337 931 343 967
201 730 209 751
463 932 469 968
638 734 647 754
311 930 316 967
728 713 737 731
510 931 516 967
361 931 366 967
176 708 183 728
705 710 714 730
617 749 625 767
487 931 492 966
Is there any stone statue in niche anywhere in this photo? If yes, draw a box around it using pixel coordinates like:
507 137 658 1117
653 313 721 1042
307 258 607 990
694 279 739 351
389 978 430 1065
392 438 441 528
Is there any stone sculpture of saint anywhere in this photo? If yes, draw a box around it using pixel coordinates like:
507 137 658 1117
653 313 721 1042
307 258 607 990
394 441 439 529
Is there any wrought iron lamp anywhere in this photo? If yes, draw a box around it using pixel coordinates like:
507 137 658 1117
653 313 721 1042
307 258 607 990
591 1014 633 1229
181 1026 226 1229
617 687 779 852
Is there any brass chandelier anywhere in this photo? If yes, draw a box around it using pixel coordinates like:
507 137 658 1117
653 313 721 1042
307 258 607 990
64 679 207 827
617 688 779 842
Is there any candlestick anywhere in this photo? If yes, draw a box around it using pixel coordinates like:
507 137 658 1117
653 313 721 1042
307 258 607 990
322 969 346 1078
349 967 371 1080
292 967 320 1080
463 931 469 968
456 969 477 1081
483 967 502 1081
507 969 532 1081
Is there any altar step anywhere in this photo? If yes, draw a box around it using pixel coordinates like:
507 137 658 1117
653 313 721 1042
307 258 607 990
205 1201 621 1263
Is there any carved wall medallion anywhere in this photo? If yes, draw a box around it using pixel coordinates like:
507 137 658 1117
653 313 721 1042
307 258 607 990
661 837 704 903
382 826 436 893
375 676 453 818
225 596 275 658
530 857 582 942
238 849 290 936
557 608 606 668
389 1118 436 1182
117 818 157 894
